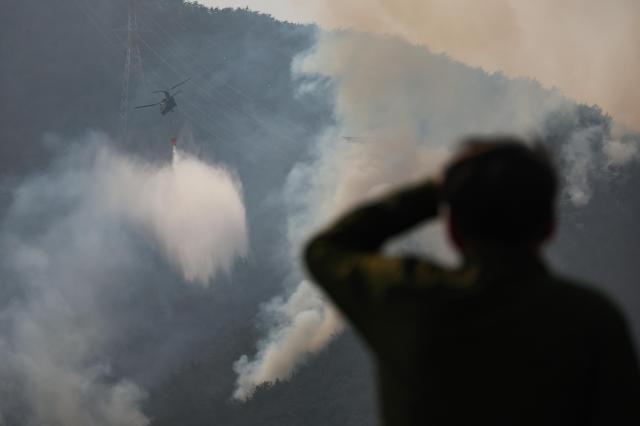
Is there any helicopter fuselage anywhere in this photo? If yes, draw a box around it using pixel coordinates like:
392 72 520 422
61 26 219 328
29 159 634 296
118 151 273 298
160 96 177 115
134 78 189 116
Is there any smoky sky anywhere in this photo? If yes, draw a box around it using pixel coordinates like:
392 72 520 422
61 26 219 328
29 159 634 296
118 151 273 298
204 0 640 130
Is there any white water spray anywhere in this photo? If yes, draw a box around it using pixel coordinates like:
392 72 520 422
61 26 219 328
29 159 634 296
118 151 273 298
0 133 248 424
104 140 248 285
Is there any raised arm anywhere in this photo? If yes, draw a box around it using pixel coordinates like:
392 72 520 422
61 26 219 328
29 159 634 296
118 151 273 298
303 179 445 338
307 179 441 253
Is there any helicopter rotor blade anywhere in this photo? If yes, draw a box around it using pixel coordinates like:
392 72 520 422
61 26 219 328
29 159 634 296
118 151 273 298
169 77 191 91
152 90 171 98
134 102 162 109
171 88 183 97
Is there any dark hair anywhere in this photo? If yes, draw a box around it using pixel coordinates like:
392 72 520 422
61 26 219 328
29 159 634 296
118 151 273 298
442 137 557 245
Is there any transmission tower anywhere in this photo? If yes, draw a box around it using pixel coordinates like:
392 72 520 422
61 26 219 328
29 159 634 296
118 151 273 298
119 0 145 142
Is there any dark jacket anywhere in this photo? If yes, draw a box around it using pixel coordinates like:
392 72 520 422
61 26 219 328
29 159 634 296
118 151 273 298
305 180 640 425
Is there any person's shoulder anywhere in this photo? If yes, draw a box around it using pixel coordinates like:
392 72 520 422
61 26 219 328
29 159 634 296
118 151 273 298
545 273 628 326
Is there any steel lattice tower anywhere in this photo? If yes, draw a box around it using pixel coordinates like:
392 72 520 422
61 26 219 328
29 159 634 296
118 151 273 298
119 1 145 143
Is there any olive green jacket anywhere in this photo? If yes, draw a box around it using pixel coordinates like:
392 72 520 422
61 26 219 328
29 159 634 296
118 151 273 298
305 180 640 425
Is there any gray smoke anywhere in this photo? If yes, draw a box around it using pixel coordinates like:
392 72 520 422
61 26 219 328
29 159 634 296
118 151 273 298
0 131 247 424
559 116 640 206
232 29 632 398
233 281 343 400
204 0 640 130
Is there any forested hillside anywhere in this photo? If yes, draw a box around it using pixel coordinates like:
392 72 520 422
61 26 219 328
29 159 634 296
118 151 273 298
0 1 638 425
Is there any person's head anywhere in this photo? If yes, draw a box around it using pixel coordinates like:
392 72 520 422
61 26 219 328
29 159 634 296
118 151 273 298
441 136 557 253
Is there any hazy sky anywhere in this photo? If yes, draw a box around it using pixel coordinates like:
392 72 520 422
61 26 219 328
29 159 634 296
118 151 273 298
202 0 640 130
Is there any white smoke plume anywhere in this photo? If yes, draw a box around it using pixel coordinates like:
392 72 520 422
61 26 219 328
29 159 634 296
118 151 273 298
561 125 602 206
233 281 343 400
232 30 579 399
0 132 247 424
603 137 639 168
205 0 640 130
558 113 640 206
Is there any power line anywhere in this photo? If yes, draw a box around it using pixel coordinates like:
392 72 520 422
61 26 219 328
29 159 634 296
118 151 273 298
135 4 308 144
71 0 304 158
135 31 295 158
143 68 256 154
135 35 250 140
72 0 122 53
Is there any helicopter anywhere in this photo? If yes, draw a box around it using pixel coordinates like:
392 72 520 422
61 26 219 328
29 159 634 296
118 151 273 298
135 78 190 115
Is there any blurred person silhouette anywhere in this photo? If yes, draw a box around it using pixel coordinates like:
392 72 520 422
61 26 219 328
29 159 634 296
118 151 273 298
305 137 640 425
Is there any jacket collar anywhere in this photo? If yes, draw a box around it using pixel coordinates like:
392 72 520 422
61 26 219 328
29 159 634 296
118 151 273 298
464 245 548 285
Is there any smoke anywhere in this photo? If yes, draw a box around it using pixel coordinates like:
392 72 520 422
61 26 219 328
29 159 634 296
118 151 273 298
204 0 640 130
0 132 247 424
557 112 640 206
232 281 343 400
232 30 583 399
220 0 640 400
562 126 600 206
603 137 640 168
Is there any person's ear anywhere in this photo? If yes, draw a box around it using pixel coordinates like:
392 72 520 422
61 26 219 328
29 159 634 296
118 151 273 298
446 213 465 252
